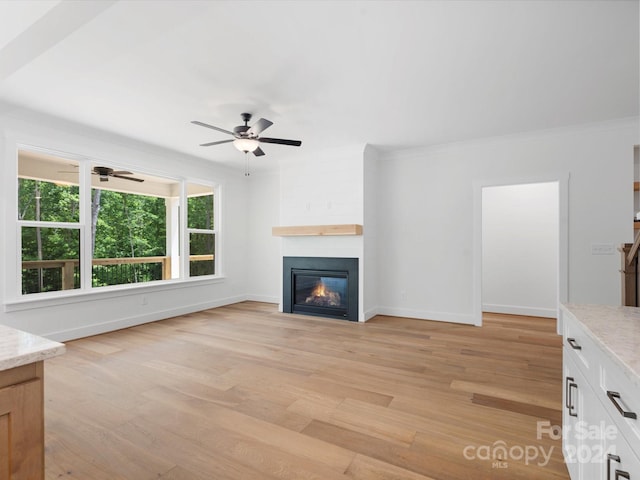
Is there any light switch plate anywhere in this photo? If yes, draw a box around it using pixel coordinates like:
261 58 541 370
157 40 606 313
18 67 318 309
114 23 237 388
591 244 615 255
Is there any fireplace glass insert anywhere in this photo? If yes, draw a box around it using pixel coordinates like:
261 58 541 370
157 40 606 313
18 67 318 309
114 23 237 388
283 257 358 321
294 270 348 314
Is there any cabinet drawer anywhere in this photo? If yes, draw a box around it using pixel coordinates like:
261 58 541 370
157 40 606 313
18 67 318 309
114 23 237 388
563 311 599 375
605 430 640 480
598 353 640 450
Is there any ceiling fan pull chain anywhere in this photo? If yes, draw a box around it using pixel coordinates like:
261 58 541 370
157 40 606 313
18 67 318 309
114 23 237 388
244 152 250 177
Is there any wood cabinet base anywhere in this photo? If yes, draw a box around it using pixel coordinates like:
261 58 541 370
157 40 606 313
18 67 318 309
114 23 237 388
0 362 44 480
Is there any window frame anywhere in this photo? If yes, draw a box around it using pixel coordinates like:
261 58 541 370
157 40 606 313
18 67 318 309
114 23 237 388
17 221 84 295
10 144 223 302
185 182 219 278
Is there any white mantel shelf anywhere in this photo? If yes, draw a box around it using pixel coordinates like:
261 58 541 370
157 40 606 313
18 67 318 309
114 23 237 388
272 224 363 237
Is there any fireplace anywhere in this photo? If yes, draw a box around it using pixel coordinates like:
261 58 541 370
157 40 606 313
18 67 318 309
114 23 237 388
283 257 358 321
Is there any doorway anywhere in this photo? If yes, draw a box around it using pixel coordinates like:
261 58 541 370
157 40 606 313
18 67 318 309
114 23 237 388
473 176 568 328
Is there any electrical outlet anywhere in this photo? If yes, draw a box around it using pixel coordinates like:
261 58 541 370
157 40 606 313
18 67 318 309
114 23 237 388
591 244 615 255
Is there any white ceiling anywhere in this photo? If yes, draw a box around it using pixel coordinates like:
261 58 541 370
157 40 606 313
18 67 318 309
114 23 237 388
0 0 638 170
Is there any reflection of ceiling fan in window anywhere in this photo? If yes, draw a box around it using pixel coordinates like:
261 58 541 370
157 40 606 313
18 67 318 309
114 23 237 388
91 166 144 183
59 166 144 183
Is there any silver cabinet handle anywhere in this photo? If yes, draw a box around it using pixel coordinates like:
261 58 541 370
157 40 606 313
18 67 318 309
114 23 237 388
565 376 573 409
608 454 620 480
566 376 578 417
567 337 582 350
607 391 637 419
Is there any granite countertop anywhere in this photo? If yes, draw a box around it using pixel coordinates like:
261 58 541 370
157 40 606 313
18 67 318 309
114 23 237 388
0 324 65 371
562 304 640 387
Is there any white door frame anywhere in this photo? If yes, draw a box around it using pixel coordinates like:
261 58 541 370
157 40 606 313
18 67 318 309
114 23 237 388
472 173 569 328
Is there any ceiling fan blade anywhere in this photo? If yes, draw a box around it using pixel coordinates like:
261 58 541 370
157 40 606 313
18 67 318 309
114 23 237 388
112 174 144 183
258 137 302 147
247 118 273 136
253 147 265 157
110 170 133 175
200 139 234 147
191 120 235 136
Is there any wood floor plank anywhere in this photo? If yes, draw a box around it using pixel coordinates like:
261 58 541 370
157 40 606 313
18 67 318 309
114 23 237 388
471 393 563 424
450 379 560 410
44 302 569 479
345 454 437 480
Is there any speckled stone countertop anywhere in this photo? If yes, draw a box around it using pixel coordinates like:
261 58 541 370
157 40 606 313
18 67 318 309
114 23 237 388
562 304 640 388
0 324 65 371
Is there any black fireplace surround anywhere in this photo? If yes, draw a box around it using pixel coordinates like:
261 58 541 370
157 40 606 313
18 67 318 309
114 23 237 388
283 256 359 321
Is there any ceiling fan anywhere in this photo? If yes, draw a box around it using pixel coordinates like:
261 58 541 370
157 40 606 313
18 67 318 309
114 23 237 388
191 113 302 157
92 166 144 183
60 166 144 182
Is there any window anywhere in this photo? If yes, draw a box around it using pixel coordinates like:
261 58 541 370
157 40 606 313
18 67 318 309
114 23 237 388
18 152 81 294
90 189 168 287
187 183 216 277
16 149 220 297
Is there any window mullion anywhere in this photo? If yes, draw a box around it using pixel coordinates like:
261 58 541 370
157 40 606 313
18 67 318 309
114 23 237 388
18 220 81 229
79 161 93 290
180 181 189 280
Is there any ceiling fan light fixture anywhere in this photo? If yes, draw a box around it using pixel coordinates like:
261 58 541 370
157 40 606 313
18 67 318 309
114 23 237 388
233 138 260 153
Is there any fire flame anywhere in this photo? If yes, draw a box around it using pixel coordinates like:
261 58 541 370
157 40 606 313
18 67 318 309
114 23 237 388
311 282 327 298
305 280 341 306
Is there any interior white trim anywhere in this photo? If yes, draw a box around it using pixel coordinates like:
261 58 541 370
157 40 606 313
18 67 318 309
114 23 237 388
43 294 247 342
385 117 640 163
482 304 557 319
3 275 227 312
376 306 475 325
473 173 569 328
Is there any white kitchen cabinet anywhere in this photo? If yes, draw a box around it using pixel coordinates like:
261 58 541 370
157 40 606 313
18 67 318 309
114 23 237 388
561 304 640 480
563 349 607 479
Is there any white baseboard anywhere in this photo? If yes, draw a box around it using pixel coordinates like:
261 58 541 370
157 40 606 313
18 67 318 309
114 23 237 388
245 294 279 304
482 303 556 318
44 295 248 342
375 306 476 325
362 307 379 322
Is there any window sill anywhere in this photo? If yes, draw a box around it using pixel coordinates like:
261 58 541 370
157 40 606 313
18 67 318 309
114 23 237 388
3 276 226 312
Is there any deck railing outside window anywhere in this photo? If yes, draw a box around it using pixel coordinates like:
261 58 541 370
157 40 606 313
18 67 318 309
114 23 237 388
21 255 214 294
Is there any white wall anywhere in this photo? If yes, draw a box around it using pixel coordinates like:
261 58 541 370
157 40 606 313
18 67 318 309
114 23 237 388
246 170 281 303
279 144 364 226
363 144 379 320
377 119 638 324
482 182 559 318
0 105 250 340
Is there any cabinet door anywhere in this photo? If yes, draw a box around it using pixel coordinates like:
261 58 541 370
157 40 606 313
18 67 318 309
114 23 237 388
579 370 606 480
605 431 640 480
564 350 606 480
0 378 44 480
564 355 581 480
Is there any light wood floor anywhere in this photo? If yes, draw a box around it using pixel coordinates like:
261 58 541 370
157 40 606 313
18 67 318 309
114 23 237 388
44 302 569 479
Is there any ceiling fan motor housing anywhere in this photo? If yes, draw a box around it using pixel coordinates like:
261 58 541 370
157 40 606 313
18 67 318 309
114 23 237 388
233 125 250 137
